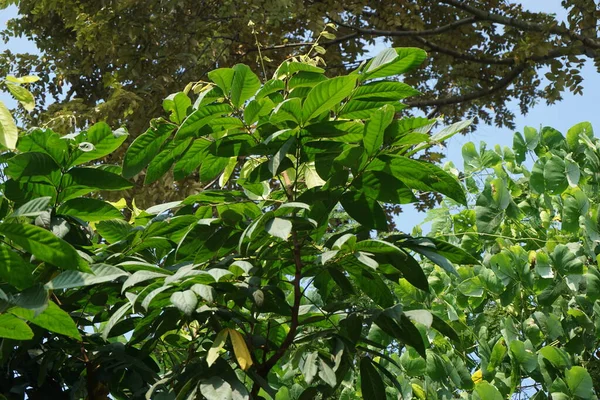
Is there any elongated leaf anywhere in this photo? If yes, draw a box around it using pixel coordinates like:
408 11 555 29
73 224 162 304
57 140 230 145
145 137 192 184
173 138 211 180
360 357 386 399
176 104 232 140
0 313 33 340
46 264 129 289
353 80 420 101
302 76 357 123
96 219 132 243
318 358 337 387
303 352 319 384
69 122 128 167
0 223 86 270
65 167 133 192
102 302 133 340
227 328 253 371
207 329 229 367
0 245 34 289
163 92 191 124
5 152 59 180
364 104 394 155
230 64 261 108
11 301 81 340
363 48 427 80
340 191 387 230
122 270 168 293
208 68 235 93
123 121 175 178
8 196 51 218
57 198 123 221
369 155 466 205
0 100 18 150
5 82 35 111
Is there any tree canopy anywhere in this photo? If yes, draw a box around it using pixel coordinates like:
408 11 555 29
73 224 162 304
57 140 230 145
1 42 600 399
1 0 599 133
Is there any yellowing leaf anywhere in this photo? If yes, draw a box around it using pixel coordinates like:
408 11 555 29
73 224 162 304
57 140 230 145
227 328 253 371
472 369 483 383
6 75 40 84
411 383 426 400
207 329 229 367
0 100 18 149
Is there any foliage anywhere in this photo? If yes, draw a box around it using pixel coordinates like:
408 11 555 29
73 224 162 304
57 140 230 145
2 0 599 133
413 122 600 398
0 47 483 399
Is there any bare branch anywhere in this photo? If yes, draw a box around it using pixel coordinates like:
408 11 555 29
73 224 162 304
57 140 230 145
330 16 478 38
438 0 600 49
405 64 526 108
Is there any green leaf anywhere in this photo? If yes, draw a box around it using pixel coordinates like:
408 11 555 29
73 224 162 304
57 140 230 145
122 121 175 178
5 82 35 111
57 198 123 221
363 104 394 155
0 313 33 340
176 104 232 140
360 357 386 399
302 76 357 123
173 138 211 180
230 64 261 108
64 167 133 193
303 352 319 384
208 68 235 93
8 196 51 218
544 155 569 194
5 152 59 180
375 312 426 357
457 277 484 297
10 301 81 340
353 80 420 101
17 129 68 166
370 155 466 205
0 245 34 289
163 92 191 124
363 48 427 80
354 170 417 204
46 264 129 289
170 290 197 316
145 137 192 184
565 366 594 398
265 217 292 240
318 358 337 387
0 100 18 150
509 340 537 373
566 122 593 150
524 126 540 150
0 223 86 270
474 382 503 400
539 346 571 369
96 219 132 243
102 302 132 340
269 137 295 175
551 245 583 275
341 191 387 230
69 122 128 167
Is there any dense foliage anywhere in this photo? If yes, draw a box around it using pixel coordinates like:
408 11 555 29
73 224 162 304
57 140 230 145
2 0 599 133
0 48 484 399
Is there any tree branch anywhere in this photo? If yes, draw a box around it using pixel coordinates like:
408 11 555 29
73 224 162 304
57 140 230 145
438 0 600 49
330 16 478 38
245 32 360 54
405 64 526 108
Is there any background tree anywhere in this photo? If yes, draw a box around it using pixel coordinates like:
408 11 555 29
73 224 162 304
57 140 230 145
1 0 599 133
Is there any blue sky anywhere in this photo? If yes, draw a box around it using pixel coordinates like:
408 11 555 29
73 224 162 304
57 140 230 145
1 1 598 229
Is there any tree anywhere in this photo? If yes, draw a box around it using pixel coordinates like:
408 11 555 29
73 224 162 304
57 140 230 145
412 121 600 399
1 0 599 134
0 48 478 399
